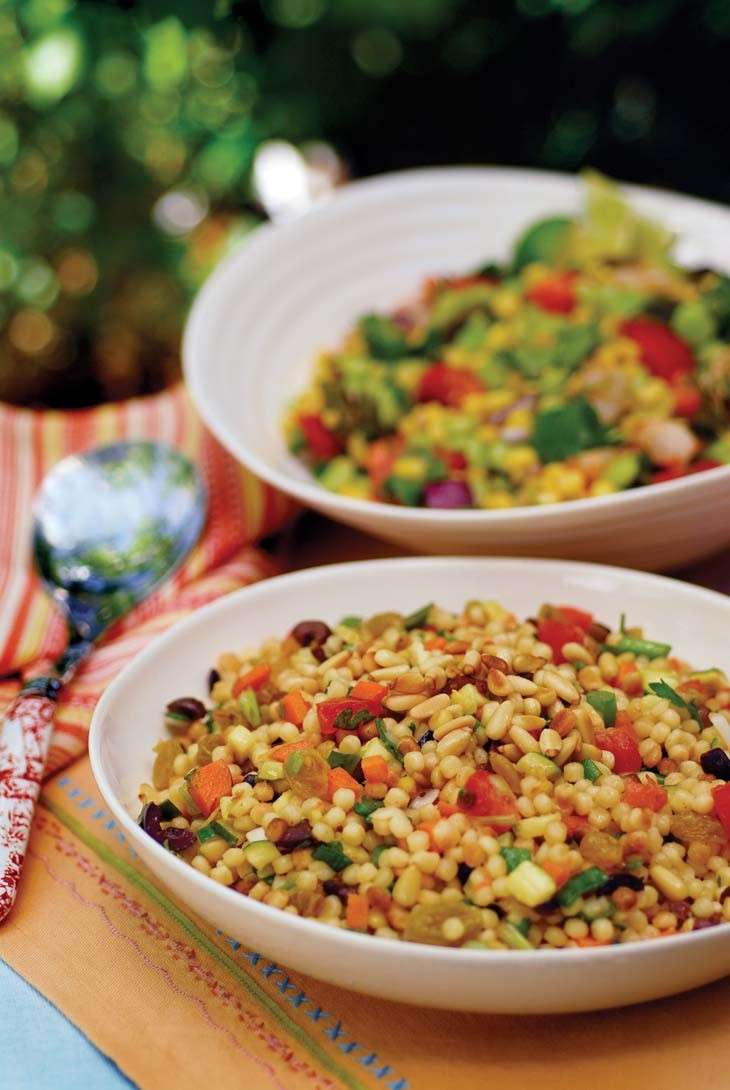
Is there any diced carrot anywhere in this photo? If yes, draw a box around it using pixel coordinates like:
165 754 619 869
282 689 309 726
361 755 390 784
437 801 460 817
542 859 575 888
424 636 447 651
232 663 271 696
616 661 643 695
327 766 363 800
267 737 312 762
575 937 608 948
346 893 369 930
350 679 388 702
188 760 233 818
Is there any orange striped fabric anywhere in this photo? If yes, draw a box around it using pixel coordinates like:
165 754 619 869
0 384 293 777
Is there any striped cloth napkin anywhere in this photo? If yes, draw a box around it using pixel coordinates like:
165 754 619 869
0 383 293 777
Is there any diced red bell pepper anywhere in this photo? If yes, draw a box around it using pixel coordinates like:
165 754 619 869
595 727 641 774
563 814 590 838
623 778 668 812
525 272 577 314
317 697 384 738
651 459 721 484
458 770 519 819
672 383 702 418
538 618 585 664
712 783 730 837
298 414 342 461
418 364 484 407
364 436 404 491
232 663 271 696
620 318 695 382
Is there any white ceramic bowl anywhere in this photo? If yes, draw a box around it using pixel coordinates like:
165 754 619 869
90 556 730 1014
184 167 730 570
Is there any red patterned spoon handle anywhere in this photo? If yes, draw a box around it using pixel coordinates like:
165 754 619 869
0 679 58 921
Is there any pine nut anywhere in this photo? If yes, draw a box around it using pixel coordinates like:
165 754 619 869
410 693 451 720
433 714 476 741
436 726 473 757
384 693 425 712
539 728 562 758
507 675 538 696
545 672 580 703
483 699 515 740
512 653 547 673
512 715 546 732
555 730 580 766
487 669 512 697
509 724 540 754
489 753 521 793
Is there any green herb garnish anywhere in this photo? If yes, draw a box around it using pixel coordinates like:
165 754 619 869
328 750 360 774
312 841 352 872
533 397 612 463
648 679 687 708
376 718 405 764
586 690 617 727
403 602 433 630
582 759 601 782
500 846 532 872
334 706 373 731
354 797 384 821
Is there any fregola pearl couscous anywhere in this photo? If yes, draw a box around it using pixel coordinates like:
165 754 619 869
139 600 730 950
284 173 730 510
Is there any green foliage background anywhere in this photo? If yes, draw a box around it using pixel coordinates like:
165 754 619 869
1 0 727 406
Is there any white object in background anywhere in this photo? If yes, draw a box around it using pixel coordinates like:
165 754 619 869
183 166 730 571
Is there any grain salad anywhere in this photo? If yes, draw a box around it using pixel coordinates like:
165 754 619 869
284 173 730 510
139 601 730 950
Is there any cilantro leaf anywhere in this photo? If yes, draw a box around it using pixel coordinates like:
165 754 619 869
648 680 687 708
533 397 612 463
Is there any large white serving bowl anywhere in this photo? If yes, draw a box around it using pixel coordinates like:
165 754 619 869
184 167 730 570
90 556 730 1014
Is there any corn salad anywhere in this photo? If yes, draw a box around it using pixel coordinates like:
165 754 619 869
139 600 730 950
284 173 730 509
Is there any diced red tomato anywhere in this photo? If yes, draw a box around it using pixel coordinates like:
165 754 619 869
526 272 577 314
458 770 519 819
555 606 594 631
595 727 641 775
538 618 585 664
418 364 484 407
672 383 702 418
620 318 695 381
317 697 384 738
298 414 342 461
623 778 668 812
651 459 721 484
442 449 468 471
712 783 730 837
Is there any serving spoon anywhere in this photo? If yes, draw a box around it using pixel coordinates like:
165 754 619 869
0 439 206 921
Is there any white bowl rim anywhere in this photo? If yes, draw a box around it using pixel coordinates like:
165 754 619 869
183 164 730 526
89 554 730 969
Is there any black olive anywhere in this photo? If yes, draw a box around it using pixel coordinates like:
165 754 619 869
457 862 472 885
700 748 730 781
290 620 332 646
165 827 196 853
207 668 221 694
597 872 644 896
275 820 315 854
139 802 166 845
322 879 350 903
166 697 206 721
